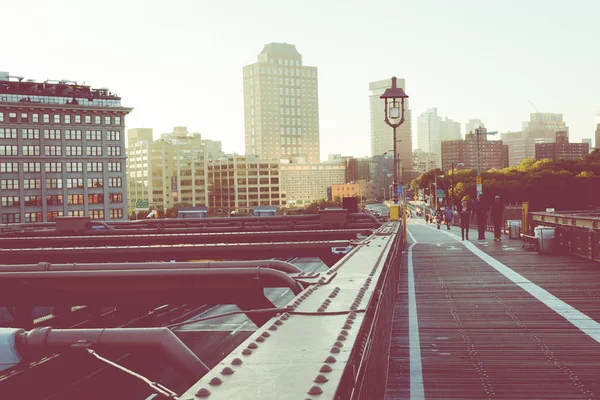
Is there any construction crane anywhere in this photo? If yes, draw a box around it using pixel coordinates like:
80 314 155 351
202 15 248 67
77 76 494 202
528 100 540 113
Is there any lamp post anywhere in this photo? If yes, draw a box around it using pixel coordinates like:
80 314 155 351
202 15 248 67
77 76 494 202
380 77 409 204
474 127 498 196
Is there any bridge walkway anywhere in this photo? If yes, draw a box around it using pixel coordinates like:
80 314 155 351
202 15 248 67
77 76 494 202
386 218 600 400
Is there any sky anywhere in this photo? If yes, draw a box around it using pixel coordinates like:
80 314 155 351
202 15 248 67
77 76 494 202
2 0 599 159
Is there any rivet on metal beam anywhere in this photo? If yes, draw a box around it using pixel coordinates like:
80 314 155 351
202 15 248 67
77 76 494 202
340 330 349 336
221 367 234 375
337 335 346 341
275 319 283 325
308 386 323 395
330 346 341 354
317 307 325 312
320 364 333 373
346 319 354 324
231 358 243 366
324 356 337 363
195 388 211 397
242 349 252 355
261 332 270 338
350 306 358 311
256 336 265 343
334 341 344 348
248 342 258 349
209 377 223 386
342 324 352 329
268 325 278 331
314 374 329 383
349 313 356 319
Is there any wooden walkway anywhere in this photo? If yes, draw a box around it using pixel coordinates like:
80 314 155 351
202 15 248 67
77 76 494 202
386 219 600 400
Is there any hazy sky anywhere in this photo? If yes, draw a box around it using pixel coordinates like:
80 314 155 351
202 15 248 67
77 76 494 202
3 0 599 158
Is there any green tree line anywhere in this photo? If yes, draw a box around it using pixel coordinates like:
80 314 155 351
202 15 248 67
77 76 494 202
410 149 600 211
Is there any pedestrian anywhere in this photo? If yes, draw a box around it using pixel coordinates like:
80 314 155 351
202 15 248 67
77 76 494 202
472 194 487 240
490 195 505 241
460 202 470 241
425 213 429 224
435 207 443 230
444 207 454 230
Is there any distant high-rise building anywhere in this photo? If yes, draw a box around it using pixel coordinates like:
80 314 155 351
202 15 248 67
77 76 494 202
501 113 568 166
595 123 600 149
582 138 592 153
413 149 437 174
440 117 462 142
416 108 442 168
465 119 485 136
243 43 320 163
535 131 588 161
0 72 131 223
369 78 413 181
442 130 509 172
280 161 345 206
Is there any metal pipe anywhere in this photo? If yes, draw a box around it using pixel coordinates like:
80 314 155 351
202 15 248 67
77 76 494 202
16 327 208 382
0 260 302 274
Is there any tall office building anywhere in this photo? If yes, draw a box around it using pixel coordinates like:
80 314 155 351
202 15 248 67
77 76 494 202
0 72 131 223
243 43 320 163
416 108 442 168
440 117 462 142
595 123 600 149
369 78 413 181
465 119 485 136
441 130 509 172
127 127 222 214
582 138 592 153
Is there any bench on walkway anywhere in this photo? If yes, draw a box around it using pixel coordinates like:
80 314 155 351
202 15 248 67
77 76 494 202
522 234 538 251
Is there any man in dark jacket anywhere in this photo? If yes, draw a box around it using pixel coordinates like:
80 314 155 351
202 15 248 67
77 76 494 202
459 202 470 241
490 195 505 241
472 194 487 240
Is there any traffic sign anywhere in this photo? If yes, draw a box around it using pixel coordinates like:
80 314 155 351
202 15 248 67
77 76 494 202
476 183 482 194
436 189 445 198
476 176 482 184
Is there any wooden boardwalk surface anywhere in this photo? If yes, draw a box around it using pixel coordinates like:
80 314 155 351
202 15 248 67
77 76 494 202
386 219 600 400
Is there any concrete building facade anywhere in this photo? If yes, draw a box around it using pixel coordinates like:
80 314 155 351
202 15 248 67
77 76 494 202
413 150 438 174
596 123 600 149
441 132 509 172
331 180 380 202
126 127 222 215
243 43 320 163
280 162 345 207
0 72 131 223
369 78 413 181
535 131 589 161
465 119 485 136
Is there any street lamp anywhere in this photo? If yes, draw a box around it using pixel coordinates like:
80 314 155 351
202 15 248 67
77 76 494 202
380 77 409 204
474 127 498 196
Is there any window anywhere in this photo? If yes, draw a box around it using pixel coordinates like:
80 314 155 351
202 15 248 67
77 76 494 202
85 130 102 140
9 112 17 122
65 146 82 156
1 196 19 207
87 162 103 172
46 178 63 189
94 116 101 125
53 115 60 124
86 147 102 156
23 146 41 156
107 130 120 141
114 116 121 125
23 179 41 190
107 146 121 156
0 162 18 173
47 211 64 222
74 115 81 124
89 209 104 219
109 208 124 219
24 212 43 223
1 128 18 139
67 194 84 205
108 177 122 187
0 180 19 190
43 129 61 139
2 214 20 224
104 116 111 125
65 129 82 140
88 194 104 204
0 145 18 156
24 195 42 206
0 112 3 122
32 114 39 123
64 115 71 124
66 178 84 189
23 162 41 172
107 162 121 172
87 178 104 188
85 115 91 124
44 146 62 156
45 162 63 173
66 162 83 172
43 114 50 123
68 210 85 217
21 113 29 123
46 195 64 206
23 128 40 139
109 193 123 203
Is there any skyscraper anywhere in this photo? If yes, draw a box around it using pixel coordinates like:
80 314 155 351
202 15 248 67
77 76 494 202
416 108 441 168
465 119 485 135
0 72 131 223
369 78 412 181
243 43 320 163
595 123 600 149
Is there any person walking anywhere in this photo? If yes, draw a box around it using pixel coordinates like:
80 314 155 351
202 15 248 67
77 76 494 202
444 207 454 230
460 202 470 241
435 207 444 230
472 194 487 240
490 195 505 241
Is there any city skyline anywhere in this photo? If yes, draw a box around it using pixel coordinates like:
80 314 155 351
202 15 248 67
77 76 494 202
2 0 599 159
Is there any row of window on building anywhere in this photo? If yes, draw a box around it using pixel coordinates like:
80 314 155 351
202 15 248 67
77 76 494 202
2 193 123 207
1 177 122 190
0 145 121 157
1 161 121 173
1 208 123 224
0 112 122 126
0 128 120 141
